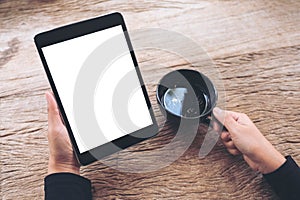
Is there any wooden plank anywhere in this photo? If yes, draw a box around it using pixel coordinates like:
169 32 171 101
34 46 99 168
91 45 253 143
1 0 299 199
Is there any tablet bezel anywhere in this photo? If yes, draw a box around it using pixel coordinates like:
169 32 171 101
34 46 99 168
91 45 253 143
34 12 158 165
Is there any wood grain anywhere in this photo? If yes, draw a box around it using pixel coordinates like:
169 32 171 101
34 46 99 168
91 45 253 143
1 0 299 199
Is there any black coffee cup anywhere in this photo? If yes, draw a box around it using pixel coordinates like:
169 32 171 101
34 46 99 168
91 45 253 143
156 69 218 122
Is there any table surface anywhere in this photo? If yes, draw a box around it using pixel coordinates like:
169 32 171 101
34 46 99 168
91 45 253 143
1 0 299 199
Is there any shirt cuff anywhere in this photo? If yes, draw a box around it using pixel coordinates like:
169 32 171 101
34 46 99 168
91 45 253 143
263 156 300 200
45 173 92 200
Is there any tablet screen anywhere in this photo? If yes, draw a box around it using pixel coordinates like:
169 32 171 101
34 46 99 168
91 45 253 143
42 25 153 153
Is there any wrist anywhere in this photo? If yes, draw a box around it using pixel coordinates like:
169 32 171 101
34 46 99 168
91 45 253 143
257 148 286 174
48 159 80 175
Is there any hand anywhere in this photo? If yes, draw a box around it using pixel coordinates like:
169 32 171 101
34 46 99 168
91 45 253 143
46 91 80 175
213 107 286 174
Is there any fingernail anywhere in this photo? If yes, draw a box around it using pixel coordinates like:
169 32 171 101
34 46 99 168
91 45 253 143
213 107 222 114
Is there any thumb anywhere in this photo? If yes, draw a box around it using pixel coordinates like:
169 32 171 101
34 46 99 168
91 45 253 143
45 92 63 128
213 107 238 133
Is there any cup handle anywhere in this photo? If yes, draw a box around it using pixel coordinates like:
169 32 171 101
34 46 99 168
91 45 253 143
198 113 228 159
203 113 227 132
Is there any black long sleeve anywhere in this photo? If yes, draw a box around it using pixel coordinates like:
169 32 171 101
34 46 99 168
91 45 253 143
44 173 92 200
44 157 300 200
263 156 300 200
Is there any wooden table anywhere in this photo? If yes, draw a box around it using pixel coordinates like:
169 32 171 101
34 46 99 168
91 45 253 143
1 0 299 199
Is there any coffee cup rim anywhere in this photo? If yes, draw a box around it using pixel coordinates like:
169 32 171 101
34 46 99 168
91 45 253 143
156 69 218 120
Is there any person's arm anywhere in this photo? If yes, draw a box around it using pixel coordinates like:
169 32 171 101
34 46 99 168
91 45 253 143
45 92 92 200
45 173 92 200
213 107 300 200
263 156 300 200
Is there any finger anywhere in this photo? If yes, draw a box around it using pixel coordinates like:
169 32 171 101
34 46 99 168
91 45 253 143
223 140 236 149
45 92 63 128
213 107 239 133
220 132 231 142
227 148 241 156
236 113 253 126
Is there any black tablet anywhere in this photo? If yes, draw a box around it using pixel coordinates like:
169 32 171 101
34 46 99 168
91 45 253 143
34 12 158 165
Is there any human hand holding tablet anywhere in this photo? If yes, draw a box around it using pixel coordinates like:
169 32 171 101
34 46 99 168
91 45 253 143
35 13 158 165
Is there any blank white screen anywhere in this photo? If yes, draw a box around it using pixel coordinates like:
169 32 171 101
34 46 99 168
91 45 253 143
42 25 153 153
